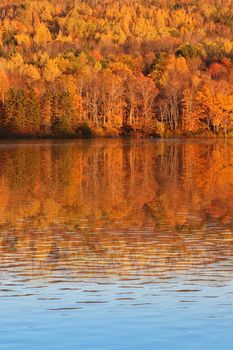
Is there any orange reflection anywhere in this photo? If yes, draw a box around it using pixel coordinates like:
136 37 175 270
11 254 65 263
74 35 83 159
0 139 233 278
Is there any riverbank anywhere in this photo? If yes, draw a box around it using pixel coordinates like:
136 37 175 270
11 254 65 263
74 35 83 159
0 128 232 140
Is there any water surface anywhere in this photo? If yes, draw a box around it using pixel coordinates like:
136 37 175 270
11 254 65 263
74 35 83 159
0 139 233 349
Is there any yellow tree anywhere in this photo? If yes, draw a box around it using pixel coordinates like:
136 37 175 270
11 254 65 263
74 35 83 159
216 93 233 135
100 70 125 132
182 88 199 132
34 23 52 46
44 59 61 82
136 75 158 134
195 84 217 132
0 68 9 103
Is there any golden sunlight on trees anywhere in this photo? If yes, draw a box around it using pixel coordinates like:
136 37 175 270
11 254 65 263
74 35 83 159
34 23 52 46
0 68 9 103
0 0 233 137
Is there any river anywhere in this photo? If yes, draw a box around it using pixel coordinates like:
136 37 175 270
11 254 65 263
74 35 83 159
0 139 233 349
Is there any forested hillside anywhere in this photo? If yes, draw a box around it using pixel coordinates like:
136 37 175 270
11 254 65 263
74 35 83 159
0 0 233 137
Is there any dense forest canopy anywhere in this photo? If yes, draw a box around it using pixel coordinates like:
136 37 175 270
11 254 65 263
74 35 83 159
1 0 233 136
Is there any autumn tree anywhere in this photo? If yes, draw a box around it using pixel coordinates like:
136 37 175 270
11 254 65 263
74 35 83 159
136 75 158 135
182 88 200 132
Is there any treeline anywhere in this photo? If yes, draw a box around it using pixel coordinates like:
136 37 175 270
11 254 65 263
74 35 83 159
1 0 233 136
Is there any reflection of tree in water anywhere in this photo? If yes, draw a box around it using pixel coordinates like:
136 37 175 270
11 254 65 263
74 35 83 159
0 139 233 277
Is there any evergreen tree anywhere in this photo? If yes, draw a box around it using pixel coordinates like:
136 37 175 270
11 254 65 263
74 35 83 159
25 88 41 134
4 88 26 134
51 90 74 135
41 89 53 135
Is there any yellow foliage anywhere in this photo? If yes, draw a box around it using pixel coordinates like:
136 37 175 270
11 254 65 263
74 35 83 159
44 59 61 81
34 23 52 46
15 33 31 48
23 64 40 81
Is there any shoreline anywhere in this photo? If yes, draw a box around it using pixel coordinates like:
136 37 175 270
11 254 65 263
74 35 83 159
0 134 232 141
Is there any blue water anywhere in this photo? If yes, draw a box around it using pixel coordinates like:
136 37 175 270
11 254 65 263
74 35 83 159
0 139 233 349
1 272 233 349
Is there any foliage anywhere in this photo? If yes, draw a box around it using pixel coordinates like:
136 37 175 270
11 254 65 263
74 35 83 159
0 0 233 136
